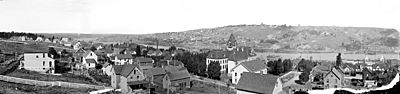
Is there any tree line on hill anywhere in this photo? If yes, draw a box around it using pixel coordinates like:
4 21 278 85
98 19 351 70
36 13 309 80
0 31 44 40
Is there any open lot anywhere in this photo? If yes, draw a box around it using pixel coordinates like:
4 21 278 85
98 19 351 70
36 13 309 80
186 80 236 94
6 69 96 85
0 81 95 94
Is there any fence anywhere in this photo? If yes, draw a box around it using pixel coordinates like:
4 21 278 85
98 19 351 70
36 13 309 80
0 75 109 90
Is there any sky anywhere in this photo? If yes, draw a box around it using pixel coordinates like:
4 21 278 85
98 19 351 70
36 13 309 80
0 0 399 34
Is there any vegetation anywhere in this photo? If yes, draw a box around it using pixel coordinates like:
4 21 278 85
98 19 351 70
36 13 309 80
207 61 221 80
175 51 208 77
0 31 44 40
296 59 317 83
187 80 236 94
268 59 293 75
336 53 342 67
6 69 96 85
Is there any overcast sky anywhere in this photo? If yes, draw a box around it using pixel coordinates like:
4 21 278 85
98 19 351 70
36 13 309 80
0 0 399 34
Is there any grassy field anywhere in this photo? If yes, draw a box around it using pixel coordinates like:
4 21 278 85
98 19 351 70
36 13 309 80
186 80 236 94
0 81 95 94
6 69 96 85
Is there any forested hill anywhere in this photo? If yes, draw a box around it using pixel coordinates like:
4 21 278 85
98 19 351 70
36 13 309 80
0 31 44 40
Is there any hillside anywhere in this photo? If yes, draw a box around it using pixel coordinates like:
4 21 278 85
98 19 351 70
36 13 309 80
44 25 400 53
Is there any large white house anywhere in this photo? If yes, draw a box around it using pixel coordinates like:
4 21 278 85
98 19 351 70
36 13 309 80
20 52 55 74
231 59 268 84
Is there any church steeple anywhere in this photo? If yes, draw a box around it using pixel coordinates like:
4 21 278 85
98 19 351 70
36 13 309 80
227 33 237 51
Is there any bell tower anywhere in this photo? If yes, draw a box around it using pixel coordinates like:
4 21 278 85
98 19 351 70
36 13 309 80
227 33 237 51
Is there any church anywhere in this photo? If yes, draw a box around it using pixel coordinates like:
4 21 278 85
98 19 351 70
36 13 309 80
206 33 256 74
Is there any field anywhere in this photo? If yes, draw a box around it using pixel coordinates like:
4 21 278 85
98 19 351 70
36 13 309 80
0 81 95 94
6 69 96 85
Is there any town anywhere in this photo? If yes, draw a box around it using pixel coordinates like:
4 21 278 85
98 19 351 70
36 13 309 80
0 32 399 94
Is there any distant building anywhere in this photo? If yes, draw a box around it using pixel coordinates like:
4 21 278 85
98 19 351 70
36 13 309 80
134 57 154 70
231 59 268 84
73 41 82 50
35 37 43 41
81 51 98 69
20 51 55 74
235 72 281 94
112 54 134 65
144 66 191 92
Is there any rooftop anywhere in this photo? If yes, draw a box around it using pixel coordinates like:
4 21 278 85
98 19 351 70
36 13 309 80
236 72 278 94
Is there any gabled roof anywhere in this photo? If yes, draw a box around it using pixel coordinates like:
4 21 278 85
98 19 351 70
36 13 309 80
75 48 86 54
232 59 267 72
113 65 124 75
83 51 96 57
134 57 154 63
115 54 133 59
144 67 166 76
166 69 191 81
236 72 278 94
228 33 236 43
120 64 141 77
85 59 97 63
324 67 344 80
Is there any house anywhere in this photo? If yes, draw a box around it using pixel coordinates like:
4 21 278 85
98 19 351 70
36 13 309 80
144 66 191 92
323 67 344 89
147 49 162 56
81 51 98 69
235 72 281 94
206 50 228 73
20 51 55 74
73 41 82 50
156 60 184 68
111 64 148 94
112 54 134 65
231 59 268 84
61 37 70 42
134 57 154 70
44 38 52 43
309 64 331 82
93 43 104 50
35 37 43 41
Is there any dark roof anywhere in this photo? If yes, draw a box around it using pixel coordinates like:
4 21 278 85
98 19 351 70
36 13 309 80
207 50 228 59
236 72 278 94
323 67 344 80
83 51 96 57
127 80 148 85
239 59 268 72
144 68 166 76
75 48 86 54
85 59 97 63
228 33 236 43
115 54 133 59
134 57 154 63
120 64 141 77
167 69 191 81
113 65 124 75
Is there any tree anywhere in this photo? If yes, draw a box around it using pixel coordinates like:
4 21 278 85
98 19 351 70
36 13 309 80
207 61 221 80
48 47 59 58
136 45 141 56
168 46 177 51
267 60 276 74
276 59 284 74
90 46 97 52
299 72 310 83
283 59 293 72
336 53 342 67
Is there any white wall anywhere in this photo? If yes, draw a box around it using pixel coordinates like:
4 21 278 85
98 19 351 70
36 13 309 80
231 65 248 84
22 53 55 74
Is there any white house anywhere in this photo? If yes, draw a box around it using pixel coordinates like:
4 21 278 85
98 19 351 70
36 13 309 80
82 51 98 68
206 50 228 72
231 59 268 84
73 41 82 50
20 52 55 74
35 37 43 41
112 54 134 65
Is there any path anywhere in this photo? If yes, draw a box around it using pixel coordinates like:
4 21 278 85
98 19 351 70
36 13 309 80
191 75 235 89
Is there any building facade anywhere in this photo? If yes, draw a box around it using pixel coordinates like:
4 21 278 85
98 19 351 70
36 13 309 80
20 52 55 74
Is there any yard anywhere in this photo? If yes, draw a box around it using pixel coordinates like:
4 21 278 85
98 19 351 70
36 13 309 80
6 69 96 85
186 80 236 94
0 81 95 94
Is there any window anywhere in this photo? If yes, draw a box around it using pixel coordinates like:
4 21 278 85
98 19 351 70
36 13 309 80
137 76 139 79
134 70 136 74
90 53 92 56
43 61 45 66
131 77 133 79
89 63 91 66
43 68 45 70
43 53 45 58
235 73 237 76
335 79 338 83
36 55 39 58
49 61 52 67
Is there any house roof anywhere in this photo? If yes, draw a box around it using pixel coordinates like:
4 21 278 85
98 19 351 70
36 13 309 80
134 57 153 63
166 69 191 81
323 67 344 80
75 48 86 54
207 50 228 59
83 51 96 57
233 59 267 72
127 80 148 85
113 65 124 75
115 54 133 59
120 64 141 77
236 72 278 94
144 67 166 76
85 59 97 63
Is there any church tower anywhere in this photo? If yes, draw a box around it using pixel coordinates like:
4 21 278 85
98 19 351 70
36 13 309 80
227 33 237 51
